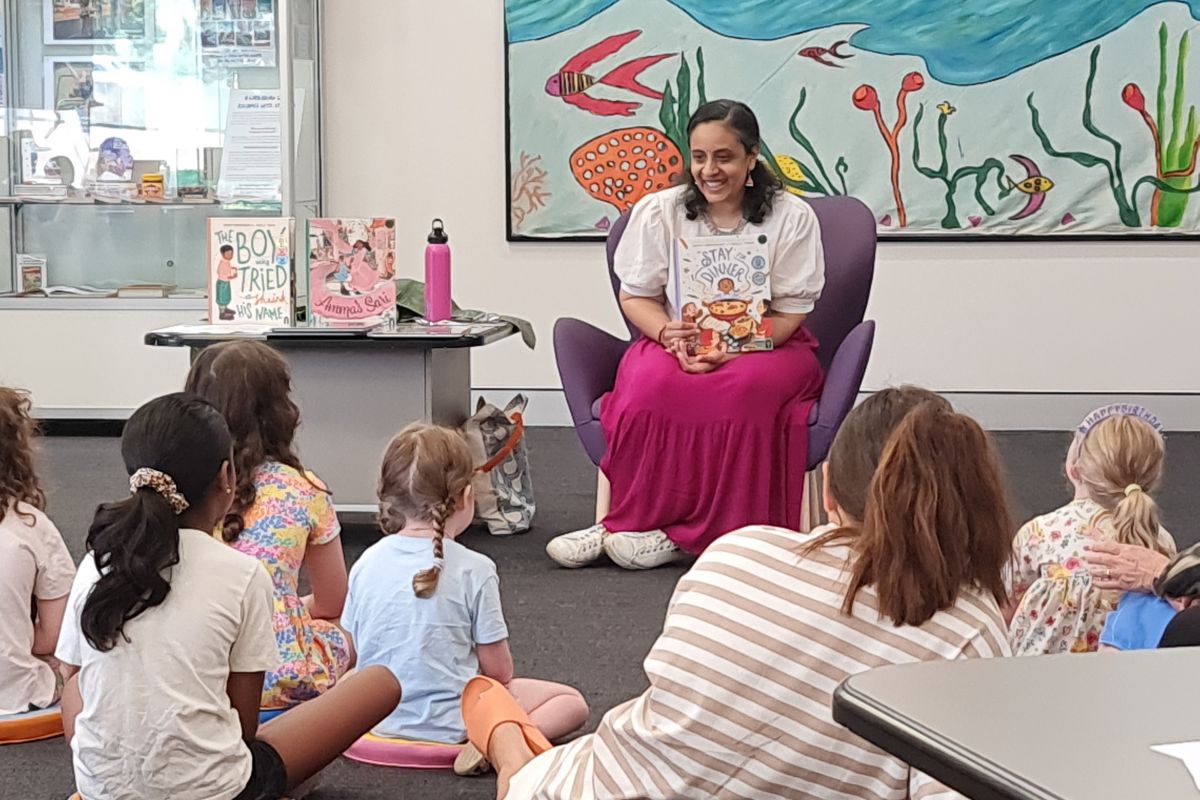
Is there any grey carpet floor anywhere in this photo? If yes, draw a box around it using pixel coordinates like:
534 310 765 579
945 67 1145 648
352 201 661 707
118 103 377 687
2 428 1197 800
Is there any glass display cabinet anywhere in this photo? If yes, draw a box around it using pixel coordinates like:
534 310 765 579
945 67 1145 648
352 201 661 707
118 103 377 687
0 0 321 416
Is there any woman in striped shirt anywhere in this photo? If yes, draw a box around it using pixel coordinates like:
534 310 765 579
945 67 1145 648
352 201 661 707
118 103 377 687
468 387 1014 800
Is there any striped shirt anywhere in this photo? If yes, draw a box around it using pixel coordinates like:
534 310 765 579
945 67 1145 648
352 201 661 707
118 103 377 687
510 525 1011 800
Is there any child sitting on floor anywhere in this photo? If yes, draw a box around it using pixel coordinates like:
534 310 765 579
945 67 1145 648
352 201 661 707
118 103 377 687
55 393 399 800
0 387 75 718
1008 404 1177 655
186 341 355 711
342 422 588 775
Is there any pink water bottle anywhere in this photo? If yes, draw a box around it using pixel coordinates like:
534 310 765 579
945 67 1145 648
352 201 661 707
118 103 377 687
424 218 452 322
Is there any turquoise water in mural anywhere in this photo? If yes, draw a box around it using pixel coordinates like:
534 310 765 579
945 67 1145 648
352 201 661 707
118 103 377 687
506 0 1200 84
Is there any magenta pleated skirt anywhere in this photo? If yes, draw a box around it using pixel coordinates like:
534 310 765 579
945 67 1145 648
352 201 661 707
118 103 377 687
599 329 824 554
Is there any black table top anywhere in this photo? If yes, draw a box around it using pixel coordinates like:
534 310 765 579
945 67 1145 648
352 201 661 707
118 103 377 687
144 321 516 349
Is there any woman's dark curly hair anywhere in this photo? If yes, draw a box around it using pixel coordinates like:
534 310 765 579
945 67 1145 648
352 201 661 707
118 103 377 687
185 340 324 541
682 99 782 225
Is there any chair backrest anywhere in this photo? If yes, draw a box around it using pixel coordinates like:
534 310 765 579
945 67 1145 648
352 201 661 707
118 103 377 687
605 195 876 369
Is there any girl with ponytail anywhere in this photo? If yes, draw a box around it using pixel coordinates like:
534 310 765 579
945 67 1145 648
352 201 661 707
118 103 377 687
186 340 353 712
55 392 401 800
1008 404 1177 655
342 423 586 773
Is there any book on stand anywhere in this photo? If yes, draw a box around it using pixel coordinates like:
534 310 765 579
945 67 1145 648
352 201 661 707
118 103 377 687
306 218 397 327
17 254 46 292
207 218 295 325
669 233 773 354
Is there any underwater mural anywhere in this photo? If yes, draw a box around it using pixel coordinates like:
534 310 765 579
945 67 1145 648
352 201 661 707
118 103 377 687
505 0 1200 238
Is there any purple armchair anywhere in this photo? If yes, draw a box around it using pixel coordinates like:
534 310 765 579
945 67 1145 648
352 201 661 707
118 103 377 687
554 195 877 470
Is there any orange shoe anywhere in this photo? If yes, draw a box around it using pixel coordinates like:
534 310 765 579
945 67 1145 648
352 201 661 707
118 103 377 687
460 677 551 762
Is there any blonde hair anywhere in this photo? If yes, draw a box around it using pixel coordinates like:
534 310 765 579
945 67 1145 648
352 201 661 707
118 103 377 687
1073 415 1169 555
378 423 475 598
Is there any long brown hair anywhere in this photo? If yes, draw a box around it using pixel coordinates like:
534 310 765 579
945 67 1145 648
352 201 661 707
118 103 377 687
378 423 475 598
184 340 320 541
0 387 46 525
825 386 952 523
845 403 1013 626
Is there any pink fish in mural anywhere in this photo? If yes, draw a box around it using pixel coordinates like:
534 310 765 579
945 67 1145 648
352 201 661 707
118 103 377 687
545 30 673 117
797 40 853 68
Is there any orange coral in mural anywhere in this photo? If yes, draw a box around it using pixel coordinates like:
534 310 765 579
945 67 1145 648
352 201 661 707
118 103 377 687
570 127 683 212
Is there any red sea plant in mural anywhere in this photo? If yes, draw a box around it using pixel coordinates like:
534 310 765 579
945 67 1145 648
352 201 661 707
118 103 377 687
853 72 923 227
569 127 683 213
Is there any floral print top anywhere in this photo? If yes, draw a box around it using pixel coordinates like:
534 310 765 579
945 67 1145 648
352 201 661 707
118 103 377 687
1007 498 1176 656
221 462 351 708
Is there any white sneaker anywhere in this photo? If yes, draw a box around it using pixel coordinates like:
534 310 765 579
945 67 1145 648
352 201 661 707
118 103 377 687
546 524 607 568
604 530 688 570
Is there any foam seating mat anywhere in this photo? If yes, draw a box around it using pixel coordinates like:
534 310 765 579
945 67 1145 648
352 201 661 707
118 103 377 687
0 705 63 744
342 732 463 769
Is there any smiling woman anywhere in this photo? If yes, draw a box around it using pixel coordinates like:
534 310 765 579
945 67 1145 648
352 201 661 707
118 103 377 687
545 99 827 571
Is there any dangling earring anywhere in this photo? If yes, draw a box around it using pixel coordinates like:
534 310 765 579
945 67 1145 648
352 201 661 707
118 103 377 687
745 170 754 188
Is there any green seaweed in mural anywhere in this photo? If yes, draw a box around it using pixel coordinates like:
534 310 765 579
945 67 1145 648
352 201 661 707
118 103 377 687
1030 44 1200 228
912 103 1010 228
1027 46 1141 226
659 47 707 166
760 88 849 197
1151 24 1198 226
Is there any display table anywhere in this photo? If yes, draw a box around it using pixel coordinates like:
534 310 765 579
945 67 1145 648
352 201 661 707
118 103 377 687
832 649 1200 800
145 322 516 512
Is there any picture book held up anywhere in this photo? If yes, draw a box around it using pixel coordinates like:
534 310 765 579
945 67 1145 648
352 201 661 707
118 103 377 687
671 233 772 354
207 217 294 325
307 217 397 326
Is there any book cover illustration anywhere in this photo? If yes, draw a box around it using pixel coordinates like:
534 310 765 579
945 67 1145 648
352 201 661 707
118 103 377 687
307 218 397 327
18 254 47 293
672 233 772 354
207 217 294 325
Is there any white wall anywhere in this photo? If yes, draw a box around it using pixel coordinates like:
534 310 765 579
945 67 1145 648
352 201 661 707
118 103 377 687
323 0 1200 428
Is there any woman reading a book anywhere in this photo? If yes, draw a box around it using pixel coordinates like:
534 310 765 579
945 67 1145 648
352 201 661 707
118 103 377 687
546 99 825 571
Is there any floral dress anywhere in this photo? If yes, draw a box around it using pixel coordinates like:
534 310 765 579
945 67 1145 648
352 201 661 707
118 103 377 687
224 462 352 708
1007 498 1176 656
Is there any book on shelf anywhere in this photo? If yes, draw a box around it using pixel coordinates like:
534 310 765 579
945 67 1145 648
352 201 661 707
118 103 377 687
306 217 397 327
207 218 295 325
14 183 69 199
116 283 178 298
17 254 46 293
669 233 773 355
12 285 117 298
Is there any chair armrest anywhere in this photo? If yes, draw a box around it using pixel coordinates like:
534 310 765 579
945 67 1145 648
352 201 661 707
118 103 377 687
809 320 876 466
553 318 633 425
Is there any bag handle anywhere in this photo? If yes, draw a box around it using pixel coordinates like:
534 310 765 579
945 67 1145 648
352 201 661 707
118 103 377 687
477 412 525 474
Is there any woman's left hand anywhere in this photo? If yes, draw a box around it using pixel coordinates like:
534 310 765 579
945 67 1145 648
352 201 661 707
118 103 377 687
673 342 736 374
1083 541 1170 593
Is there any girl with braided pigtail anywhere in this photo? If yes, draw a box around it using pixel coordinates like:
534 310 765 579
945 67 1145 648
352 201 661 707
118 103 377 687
342 423 588 777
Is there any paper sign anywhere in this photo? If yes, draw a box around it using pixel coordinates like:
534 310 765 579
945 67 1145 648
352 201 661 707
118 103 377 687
1152 742 1200 792
216 90 282 203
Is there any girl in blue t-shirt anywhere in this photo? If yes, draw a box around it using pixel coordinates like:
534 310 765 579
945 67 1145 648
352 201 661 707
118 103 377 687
342 423 587 774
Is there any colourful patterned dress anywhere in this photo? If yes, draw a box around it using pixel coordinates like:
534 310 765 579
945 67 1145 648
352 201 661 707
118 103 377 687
1007 498 1176 656
223 462 353 708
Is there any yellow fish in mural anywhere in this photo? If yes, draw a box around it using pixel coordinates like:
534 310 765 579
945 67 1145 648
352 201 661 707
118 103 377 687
1008 175 1055 194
